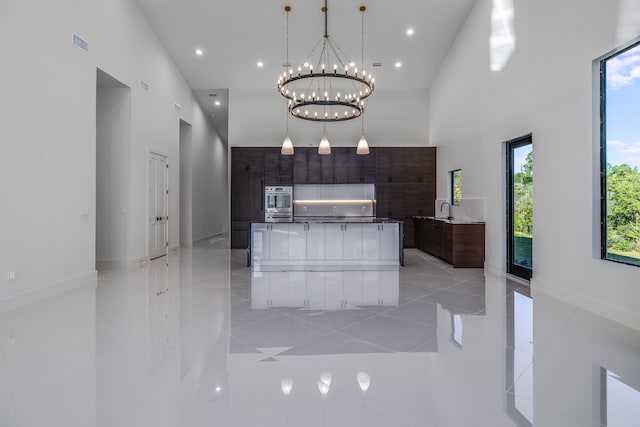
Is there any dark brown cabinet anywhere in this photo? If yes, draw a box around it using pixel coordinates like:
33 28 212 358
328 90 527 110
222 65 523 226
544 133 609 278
264 148 293 185
231 146 437 249
414 218 485 268
231 148 266 248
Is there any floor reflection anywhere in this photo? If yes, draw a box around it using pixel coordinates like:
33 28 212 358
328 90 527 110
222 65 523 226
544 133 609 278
0 282 96 427
598 368 640 426
506 287 534 426
1 241 639 426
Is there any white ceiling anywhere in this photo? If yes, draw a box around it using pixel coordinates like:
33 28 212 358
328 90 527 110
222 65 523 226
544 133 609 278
133 0 477 141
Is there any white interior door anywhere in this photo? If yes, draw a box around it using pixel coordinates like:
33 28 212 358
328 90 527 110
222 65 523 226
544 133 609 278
149 152 168 259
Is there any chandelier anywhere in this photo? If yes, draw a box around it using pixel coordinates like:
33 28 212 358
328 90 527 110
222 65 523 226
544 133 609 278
278 1 374 155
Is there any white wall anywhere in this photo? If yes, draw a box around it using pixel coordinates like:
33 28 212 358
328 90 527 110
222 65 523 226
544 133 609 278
190 97 228 243
97 85 131 263
228 88 430 147
180 121 193 247
0 0 226 303
429 0 640 329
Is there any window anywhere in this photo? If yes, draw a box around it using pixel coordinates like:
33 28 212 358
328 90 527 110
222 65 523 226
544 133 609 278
601 40 640 267
450 169 462 206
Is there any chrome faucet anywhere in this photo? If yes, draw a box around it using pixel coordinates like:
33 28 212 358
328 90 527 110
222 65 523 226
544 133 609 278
440 201 453 219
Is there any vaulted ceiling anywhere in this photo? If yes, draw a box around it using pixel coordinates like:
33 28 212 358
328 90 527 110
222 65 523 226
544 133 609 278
134 0 478 142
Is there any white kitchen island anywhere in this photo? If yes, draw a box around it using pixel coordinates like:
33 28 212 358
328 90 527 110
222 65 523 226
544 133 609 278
249 219 403 271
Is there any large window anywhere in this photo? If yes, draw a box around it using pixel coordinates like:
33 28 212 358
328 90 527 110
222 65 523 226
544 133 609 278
601 40 640 267
507 135 533 280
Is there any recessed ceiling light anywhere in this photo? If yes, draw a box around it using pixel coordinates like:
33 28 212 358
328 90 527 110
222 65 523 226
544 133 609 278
214 101 221 106
406 28 414 36
257 61 264 68
195 48 203 56
395 62 402 68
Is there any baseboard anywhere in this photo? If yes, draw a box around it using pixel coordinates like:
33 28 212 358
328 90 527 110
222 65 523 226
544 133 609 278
193 231 228 245
484 261 503 277
97 256 149 270
0 271 97 313
531 277 640 331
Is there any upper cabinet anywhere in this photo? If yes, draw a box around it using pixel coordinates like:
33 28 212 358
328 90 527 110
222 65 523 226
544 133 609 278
291 147 378 184
375 147 435 183
264 148 293 185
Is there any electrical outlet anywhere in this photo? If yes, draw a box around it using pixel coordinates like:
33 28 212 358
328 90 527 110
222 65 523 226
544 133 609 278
7 271 16 280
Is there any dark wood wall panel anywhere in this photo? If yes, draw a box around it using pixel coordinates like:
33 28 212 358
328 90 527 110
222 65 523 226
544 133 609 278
230 146 437 249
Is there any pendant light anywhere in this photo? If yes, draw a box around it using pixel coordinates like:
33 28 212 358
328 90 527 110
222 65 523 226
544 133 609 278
281 133 294 155
281 98 294 155
357 114 370 155
318 123 331 155
280 6 294 155
356 5 370 155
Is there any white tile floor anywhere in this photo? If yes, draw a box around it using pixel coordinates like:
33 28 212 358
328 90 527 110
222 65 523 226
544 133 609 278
1 238 639 426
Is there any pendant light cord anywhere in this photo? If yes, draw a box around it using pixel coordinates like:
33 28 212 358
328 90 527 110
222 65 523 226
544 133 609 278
285 6 290 131
361 5 366 134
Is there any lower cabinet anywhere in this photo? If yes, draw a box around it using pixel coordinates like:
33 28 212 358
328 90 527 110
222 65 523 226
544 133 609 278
250 222 400 267
250 270 399 309
414 218 485 268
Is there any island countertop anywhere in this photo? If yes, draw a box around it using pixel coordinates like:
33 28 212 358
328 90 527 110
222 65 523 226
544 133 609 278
252 217 403 224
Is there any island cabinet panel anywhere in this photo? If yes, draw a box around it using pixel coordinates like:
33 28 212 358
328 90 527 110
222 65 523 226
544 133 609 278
306 223 326 259
250 222 401 269
362 224 382 260
343 224 363 260
324 225 344 260
288 224 307 260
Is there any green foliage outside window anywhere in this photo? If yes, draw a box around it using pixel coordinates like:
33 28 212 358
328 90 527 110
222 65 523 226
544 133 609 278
513 152 533 236
452 170 462 206
607 163 640 257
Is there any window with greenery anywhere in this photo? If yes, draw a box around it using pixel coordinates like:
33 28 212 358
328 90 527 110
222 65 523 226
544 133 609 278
601 40 640 267
451 169 462 206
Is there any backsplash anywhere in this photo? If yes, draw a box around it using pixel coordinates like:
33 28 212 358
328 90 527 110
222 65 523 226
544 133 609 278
435 198 486 221
294 184 375 217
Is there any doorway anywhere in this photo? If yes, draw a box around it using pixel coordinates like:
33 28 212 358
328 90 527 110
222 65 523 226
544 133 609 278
96 69 130 268
506 135 533 280
149 151 169 259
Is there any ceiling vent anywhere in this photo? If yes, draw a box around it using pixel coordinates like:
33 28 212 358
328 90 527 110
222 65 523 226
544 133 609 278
372 62 383 68
208 93 218 97
282 63 291 68
72 34 89 53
